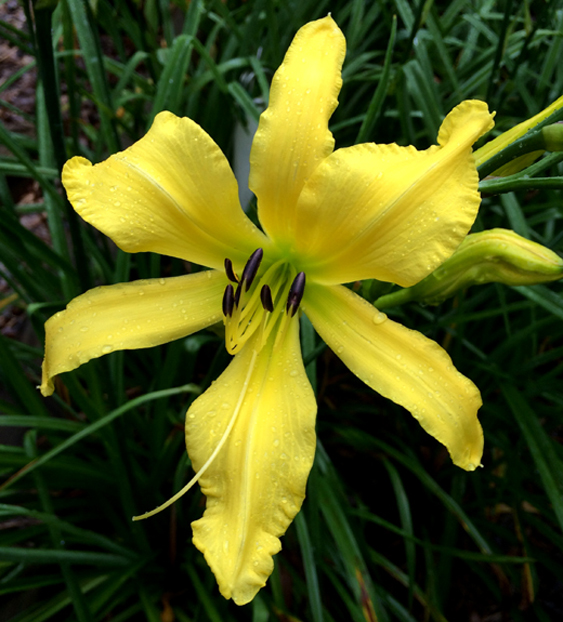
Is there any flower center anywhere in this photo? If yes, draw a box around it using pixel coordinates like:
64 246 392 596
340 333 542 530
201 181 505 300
222 249 305 355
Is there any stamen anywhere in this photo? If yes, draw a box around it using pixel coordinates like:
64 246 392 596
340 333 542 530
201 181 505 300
222 284 234 317
260 285 274 312
241 248 263 292
224 258 238 283
286 272 306 317
234 282 242 308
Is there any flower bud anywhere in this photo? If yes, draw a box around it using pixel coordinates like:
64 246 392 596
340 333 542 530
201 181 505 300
542 123 563 152
403 229 563 305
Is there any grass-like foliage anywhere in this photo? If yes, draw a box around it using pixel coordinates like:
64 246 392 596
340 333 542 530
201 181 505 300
1 0 563 620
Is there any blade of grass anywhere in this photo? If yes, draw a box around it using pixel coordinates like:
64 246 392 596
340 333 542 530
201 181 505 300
501 383 563 531
66 0 119 153
0 384 200 492
356 15 397 143
295 511 324 622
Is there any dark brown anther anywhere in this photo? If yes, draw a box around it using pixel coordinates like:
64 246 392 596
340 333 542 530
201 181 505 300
222 284 235 317
241 248 263 292
224 258 238 283
234 282 242 308
286 272 306 317
260 285 274 312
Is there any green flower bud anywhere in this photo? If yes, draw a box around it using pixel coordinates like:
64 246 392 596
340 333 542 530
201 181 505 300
377 230 563 308
542 123 563 152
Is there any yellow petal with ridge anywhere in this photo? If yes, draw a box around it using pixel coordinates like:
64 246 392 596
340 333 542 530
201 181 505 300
302 283 483 471
292 100 495 287
63 112 269 271
40 270 227 396
249 16 345 248
186 320 316 605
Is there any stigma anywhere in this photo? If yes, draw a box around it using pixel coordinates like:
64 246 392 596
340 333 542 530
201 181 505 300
221 249 306 355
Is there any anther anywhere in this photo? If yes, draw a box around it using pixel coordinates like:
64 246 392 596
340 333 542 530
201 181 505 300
241 248 263 292
286 272 306 317
260 285 274 312
224 258 238 283
222 284 235 317
233 282 242 308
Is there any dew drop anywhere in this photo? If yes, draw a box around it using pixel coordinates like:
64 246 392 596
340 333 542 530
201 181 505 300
373 311 387 325
80 326 89 332
102 345 114 354
159 278 166 285
273 439 280 447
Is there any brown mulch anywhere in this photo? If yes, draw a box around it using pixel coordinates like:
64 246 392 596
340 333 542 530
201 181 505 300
0 0 36 140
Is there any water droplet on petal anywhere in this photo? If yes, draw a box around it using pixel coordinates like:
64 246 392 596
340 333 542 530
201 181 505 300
372 311 387 325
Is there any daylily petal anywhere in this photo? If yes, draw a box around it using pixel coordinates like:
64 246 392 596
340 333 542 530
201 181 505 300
292 100 495 287
302 283 483 470
40 270 227 396
63 112 268 271
185 321 316 605
249 16 345 247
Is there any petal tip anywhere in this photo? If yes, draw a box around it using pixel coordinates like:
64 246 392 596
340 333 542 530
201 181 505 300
62 155 92 185
38 378 54 397
438 99 496 148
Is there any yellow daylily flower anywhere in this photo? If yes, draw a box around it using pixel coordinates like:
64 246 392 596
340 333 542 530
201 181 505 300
40 17 495 605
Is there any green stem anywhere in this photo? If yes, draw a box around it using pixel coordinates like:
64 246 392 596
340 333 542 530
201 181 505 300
373 287 415 310
478 106 563 180
477 128 547 180
480 175 563 194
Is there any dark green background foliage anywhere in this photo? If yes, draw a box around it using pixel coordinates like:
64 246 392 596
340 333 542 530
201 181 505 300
1 0 563 620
